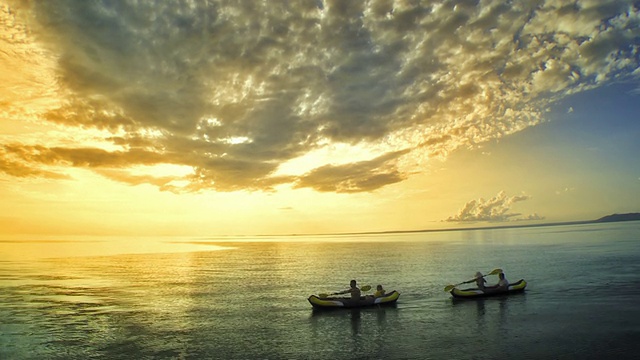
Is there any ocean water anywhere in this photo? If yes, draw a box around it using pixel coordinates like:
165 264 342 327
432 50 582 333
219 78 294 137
1 222 640 359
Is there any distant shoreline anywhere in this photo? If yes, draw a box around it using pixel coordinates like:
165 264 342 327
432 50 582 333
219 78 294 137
275 212 640 238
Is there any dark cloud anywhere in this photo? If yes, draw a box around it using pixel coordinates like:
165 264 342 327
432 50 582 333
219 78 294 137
0 151 70 179
294 149 409 193
446 191 544 222
2 144 167 168
44 97 137 131
2 0 639 192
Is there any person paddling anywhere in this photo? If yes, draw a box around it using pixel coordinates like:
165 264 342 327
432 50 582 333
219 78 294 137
333 279 361 300
475 271 487 290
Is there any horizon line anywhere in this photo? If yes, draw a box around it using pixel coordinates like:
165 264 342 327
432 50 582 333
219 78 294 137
204 213 640 239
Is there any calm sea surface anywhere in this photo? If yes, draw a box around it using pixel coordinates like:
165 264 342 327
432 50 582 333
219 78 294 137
1 222 640 359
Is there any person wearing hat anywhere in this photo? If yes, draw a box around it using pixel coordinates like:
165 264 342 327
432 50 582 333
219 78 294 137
475 272 487 290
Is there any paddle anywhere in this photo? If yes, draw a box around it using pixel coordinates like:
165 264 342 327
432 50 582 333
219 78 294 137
319 285 372 298
443 268 503 292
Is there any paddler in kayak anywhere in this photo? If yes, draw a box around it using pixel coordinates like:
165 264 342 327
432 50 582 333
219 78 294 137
494 272 509 290
482 271 510 291
332 279 361 301
475 271 487 290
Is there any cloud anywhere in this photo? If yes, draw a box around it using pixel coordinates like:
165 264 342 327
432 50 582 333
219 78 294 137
1 1 639 192
0 149 70 179
446 191 543 222
555 186 576 195
293 149 409 193
2 144 167 168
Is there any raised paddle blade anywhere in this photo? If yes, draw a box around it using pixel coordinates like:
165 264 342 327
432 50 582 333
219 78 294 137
361 285 372 292
319 293 329 298
488 268 503 275
444 284 455 292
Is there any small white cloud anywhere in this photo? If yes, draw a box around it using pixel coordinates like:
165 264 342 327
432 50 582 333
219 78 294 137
446 191 542 222
555 187 575 195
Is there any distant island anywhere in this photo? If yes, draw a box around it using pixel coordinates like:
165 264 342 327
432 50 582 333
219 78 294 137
594 213 640 223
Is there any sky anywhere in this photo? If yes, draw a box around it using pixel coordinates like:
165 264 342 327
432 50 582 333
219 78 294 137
1 0 639 237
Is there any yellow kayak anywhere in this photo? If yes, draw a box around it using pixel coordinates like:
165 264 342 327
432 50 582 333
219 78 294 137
451 279 527 299
308 290 400 309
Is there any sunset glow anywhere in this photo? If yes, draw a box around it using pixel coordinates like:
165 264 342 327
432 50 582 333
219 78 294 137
1 0 639 237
